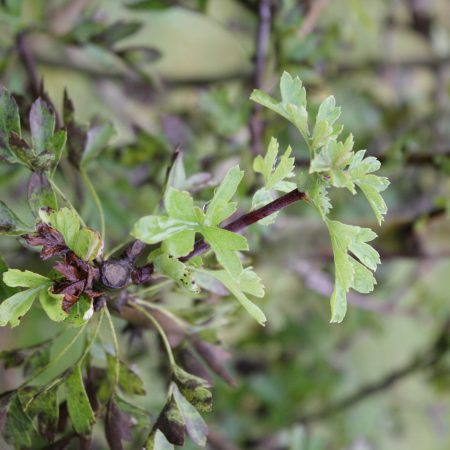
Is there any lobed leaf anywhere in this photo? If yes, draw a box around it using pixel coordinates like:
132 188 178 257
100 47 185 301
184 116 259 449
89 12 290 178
326 220 380 323
250 71 309 137
204 165 243 226
3 269 50 288
200 269 266 325
39 289 67 322
0 285 48 327
132 216 197 244
202 226 248 277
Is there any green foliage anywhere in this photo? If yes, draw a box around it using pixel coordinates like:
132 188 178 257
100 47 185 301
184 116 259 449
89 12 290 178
0 284 49 327
66 363 96 435
199 268 266 325
0 3 393 443
132 165 251 282
43 207 103 262
252 137 296 224
2 395 35 448
252 72 388 322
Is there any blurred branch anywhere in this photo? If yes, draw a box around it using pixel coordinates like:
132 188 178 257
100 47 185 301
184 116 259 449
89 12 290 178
333 55 450 75
298 0 329 39
16 30 41 98
16 29 62 128
37 55 251 89
297 318 450 423
249 0 276 155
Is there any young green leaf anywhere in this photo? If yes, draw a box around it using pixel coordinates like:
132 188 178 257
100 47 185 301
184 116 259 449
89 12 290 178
200 268 266 325
204 165 243 226
201 226 248 277
39 289 67 322
301 173 332 220
66 362 95 435
250 71 309 137
64 295 94 326
161 230 196 258
3 269 50 288
348 150 390 224
48 207 81 249
0 255 17 300
310 140 389 224
252 137 296 225
326 220 380 323
311 96 342 150
0 285 48 327
72 228 103 262
153 253 200 293
164 187 198 223
253 137 295 190
132 216 197 244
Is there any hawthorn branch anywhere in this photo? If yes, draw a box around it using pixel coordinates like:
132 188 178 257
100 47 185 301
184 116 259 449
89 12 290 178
181 188 305 261
101 188 306 288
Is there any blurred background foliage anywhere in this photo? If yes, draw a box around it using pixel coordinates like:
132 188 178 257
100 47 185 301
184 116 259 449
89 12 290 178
1 0 450 449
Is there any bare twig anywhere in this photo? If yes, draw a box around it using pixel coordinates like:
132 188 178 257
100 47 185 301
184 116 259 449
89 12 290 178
16 29 62 128
16 30 41 98
249 0 275 155
298 0 330 39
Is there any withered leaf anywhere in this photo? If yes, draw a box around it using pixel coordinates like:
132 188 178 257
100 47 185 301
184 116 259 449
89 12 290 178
105 397 133 450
